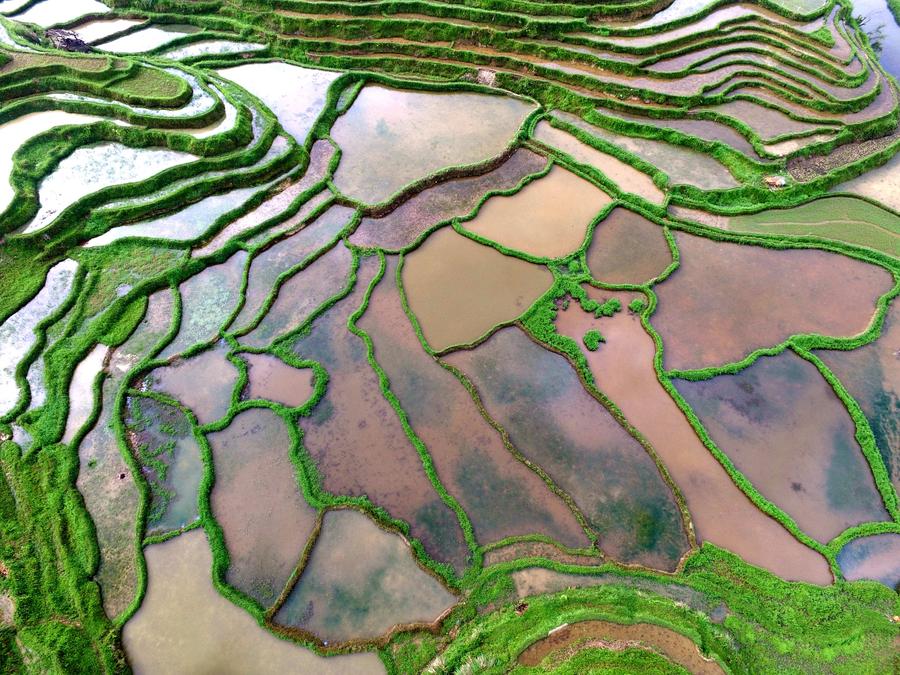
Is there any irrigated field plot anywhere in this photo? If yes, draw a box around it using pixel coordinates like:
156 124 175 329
0 0 897 672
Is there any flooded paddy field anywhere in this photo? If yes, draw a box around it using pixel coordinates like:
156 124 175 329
652 230 894 371
1 0 898 672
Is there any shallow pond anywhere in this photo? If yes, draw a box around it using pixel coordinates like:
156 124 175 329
87 166 290 247
585 206 672 285
331 85 535 204
292 254 469 571
675 351 889 543
122 530 382 673
22 143 195 235
151 341 238 425
274 509 457 642
444 326 690 571
533 121 664 206
240 242 353 349
159 250 248 359
460 164 612 259
0 259 77 416
241 352 316 408
61 344 108 444
704 100 834 142
349 149 548 251
836 533 900 589
76 289 175 619
652 231 894 371
96 24 200 54
556 113 739 191
817 301 900 496
230 204 353 332
193 140 336 257
124 395 203 535
11 0 109 26
0 110 119 215
207 406 318 607
217 61 340 145
162 40 265 60
71 18 144 44
852 0 900 80
402 227 554 352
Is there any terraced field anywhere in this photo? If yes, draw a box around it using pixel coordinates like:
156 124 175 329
0 0 898 672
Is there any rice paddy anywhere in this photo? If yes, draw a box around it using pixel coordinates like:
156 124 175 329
0 0 897 672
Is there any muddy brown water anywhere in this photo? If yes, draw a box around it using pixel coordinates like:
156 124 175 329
402 227 554 352
510 567 723 619
444 326 689 571
652 231 894 371
274 509 456 642
586 207 672 285
604 107 758 157
241 242 353 349
292 254 469 572
207 406 318 607
533 122 664 206
460 164 613 259
349 149 548 251
122 530 382 673
152 341 238 425
675 351 889 543
553 286 833 583
703 100 833 142
241 352 316 408
331 85 534 204
518 620 724 674
816 301 899 496
360 256 588 548
484 541 601 567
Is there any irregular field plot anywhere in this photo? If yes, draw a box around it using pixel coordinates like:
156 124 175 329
459 164 612 259
585 206 673 285
652 232 894 371
674 350 889 542
403 228 554 352
274 509 457 642
349 149 548 251
816 301 900 496
2 1 900 671
331 85 535 204
552 286 833 583
362 256 589 548
207 407 318 607
291 254 469 571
